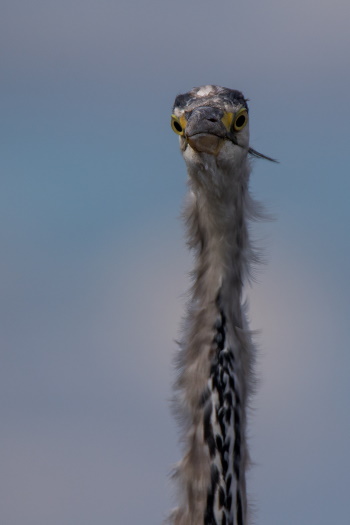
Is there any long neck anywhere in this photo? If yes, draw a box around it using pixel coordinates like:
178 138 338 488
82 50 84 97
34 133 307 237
170 158 255 525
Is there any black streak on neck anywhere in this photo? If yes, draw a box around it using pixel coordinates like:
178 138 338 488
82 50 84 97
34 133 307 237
202 291 245 525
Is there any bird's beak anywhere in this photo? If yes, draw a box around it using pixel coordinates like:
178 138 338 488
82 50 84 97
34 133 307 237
187 134 225 156
184 106 228 156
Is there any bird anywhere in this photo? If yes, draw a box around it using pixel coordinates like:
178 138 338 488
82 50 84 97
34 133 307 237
167 85 276 525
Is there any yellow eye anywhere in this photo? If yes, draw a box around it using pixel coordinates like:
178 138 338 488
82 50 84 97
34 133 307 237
233 108 248 131
171 114 186 136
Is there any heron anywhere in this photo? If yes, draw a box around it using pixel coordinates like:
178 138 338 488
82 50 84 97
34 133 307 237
167 85 276 525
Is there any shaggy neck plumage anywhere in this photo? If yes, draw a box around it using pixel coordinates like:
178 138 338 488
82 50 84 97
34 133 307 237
171 156 255 525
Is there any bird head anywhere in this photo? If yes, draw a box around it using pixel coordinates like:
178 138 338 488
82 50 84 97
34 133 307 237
171 85 276 166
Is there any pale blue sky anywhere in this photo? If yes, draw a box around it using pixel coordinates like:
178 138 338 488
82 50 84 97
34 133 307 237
1 1 350 524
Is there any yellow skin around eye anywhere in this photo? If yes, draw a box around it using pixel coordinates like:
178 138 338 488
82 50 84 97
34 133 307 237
171 110 248 136
171 114 187 135
221 110 249 132
233 109 248 131
221 112 234 131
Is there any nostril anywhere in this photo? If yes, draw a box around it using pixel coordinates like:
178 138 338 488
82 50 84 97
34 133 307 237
207 118 218 123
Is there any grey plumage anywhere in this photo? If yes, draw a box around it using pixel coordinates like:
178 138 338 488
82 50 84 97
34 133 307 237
167 85 275 525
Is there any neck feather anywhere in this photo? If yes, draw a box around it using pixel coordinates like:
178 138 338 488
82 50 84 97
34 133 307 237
186 157 253 307
170 157 256 525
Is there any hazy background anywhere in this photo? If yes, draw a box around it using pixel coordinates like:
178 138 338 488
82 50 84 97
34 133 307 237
1 1 350 524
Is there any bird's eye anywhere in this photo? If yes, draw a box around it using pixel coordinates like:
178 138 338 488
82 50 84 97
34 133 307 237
233 109 248 131
171 114 185 136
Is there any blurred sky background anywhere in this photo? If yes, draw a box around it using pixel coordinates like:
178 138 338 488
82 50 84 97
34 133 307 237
1 1 350 524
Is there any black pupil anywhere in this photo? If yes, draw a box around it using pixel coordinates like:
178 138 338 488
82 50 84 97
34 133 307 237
174 121 182 132
235 115 246 128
